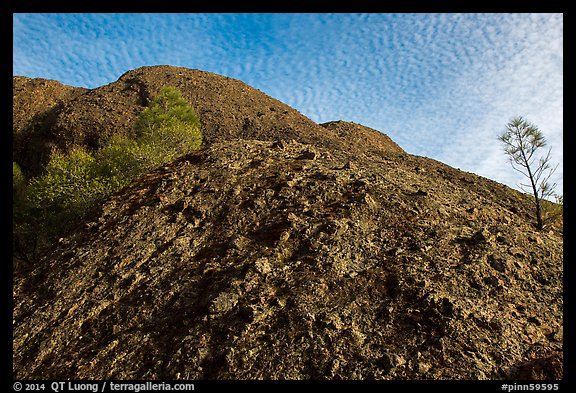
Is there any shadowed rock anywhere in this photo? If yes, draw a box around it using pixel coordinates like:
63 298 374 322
12 66 562 380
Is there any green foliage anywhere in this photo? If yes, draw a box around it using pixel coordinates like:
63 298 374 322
13 161 24 187
26 148 118 214
13 86 202 267
13 162 25 199
135 86 202 158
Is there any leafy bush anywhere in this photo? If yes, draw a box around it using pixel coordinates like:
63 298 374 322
26 147 120 215
134 85 202 160
13 162 25 199
13 86 202 267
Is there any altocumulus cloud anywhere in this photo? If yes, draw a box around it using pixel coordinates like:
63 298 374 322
13 13 562 195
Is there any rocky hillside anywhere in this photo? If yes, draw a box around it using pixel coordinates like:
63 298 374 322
13 65 402 176
13 76 87 174
12 66 562 380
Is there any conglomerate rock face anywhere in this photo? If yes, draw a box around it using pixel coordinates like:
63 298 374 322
13 66 562 380
13 65 403 177
13 139 562 380
12 76 87 174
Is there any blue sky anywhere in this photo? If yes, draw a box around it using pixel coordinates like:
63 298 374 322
13 13 563 196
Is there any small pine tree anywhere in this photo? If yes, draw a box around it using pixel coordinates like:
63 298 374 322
134 86 202 160
498 116 559 230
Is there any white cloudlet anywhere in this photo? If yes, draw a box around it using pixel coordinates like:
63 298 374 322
430 13 563 194
13 13 562 195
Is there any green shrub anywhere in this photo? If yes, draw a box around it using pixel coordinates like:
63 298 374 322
27 148 111 213
13 161 24 188
13 86 202 266
13 162 25 200
135 86 202 159
96 134 148 183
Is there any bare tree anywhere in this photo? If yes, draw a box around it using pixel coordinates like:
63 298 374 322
498 116 558 230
